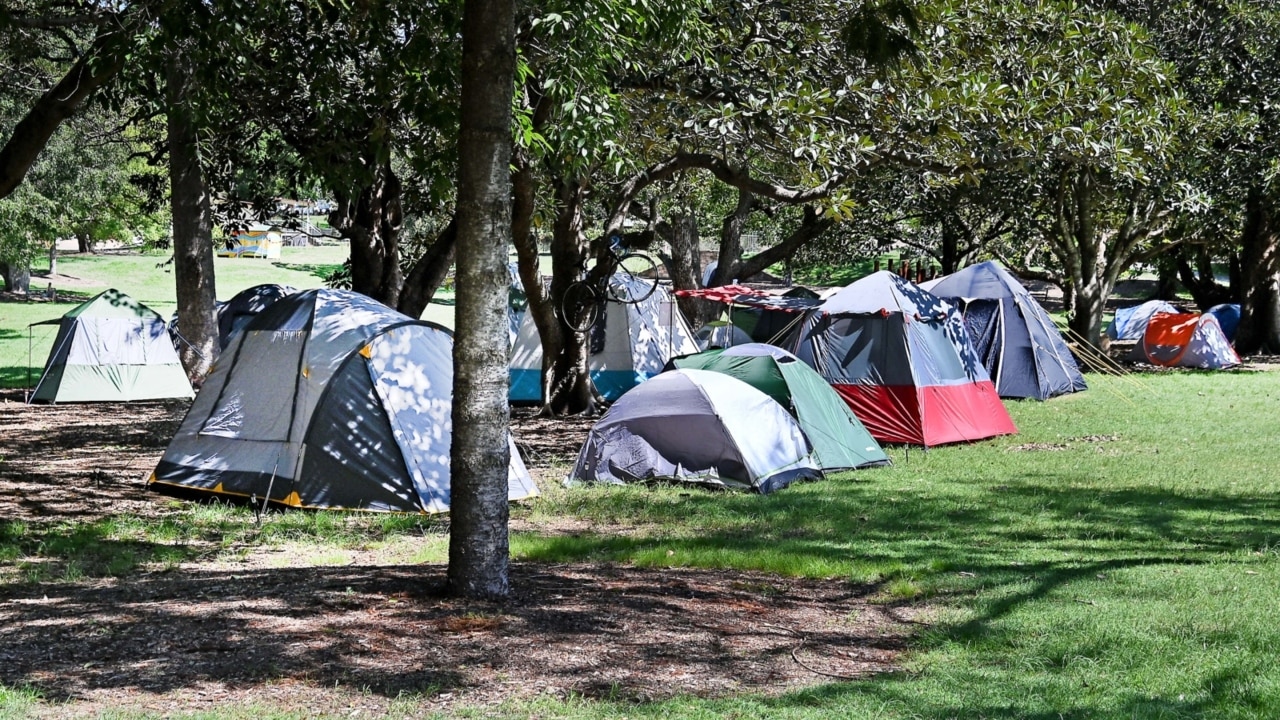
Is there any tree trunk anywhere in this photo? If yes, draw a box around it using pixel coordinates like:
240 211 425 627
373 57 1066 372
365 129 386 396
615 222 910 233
708 189 754 287
543 178 597 415
1235 193 1280 354
1174 246 1231 309
447 0 516 600
1152 254 1179 300
76 232 95 254
940 214 963 275
1067 280 1105 350
397 218 457 319
0 261 31 293
167 51 218 384
47 240 57 277
329 162 404 308
668 215 706 324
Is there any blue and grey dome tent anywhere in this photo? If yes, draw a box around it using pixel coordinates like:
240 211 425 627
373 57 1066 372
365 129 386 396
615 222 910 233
924 261 1086 400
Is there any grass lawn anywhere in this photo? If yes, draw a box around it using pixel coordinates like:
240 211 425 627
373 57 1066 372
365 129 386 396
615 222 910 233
2 370 1279 718
0 245 458 389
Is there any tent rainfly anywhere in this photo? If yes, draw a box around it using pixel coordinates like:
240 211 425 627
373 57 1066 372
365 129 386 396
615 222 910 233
570 368 822 493
1130 312 1241 369
216 284 297 350
29 289 194 403
1206 303 1241 343
784 271 1017 446
1106 300 1178 340
923 261 1086 400
149 289 538 512
510 275 699 402
669 344 889 471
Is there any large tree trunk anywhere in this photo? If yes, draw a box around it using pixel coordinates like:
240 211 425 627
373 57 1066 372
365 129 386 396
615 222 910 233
1235 193 1280 354
1152 254 1179 300
447 0 516 600
543 178 597 415
0 260 31 293
1067 280 1106 350
940 214 964 275
76 232 95 254
167 51 218 383
329 162 404 308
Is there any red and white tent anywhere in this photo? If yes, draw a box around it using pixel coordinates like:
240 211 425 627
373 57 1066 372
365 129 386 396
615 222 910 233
784 272 1017 446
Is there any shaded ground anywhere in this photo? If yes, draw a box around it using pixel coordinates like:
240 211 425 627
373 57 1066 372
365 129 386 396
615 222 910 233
0 393 915 716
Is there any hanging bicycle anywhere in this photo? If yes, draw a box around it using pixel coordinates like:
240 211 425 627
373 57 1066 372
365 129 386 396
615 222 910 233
557 234 660 332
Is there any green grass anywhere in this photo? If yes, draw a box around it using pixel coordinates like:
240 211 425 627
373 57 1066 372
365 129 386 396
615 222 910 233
0 503 450 583
488 370 1280 718
2 371 1279 716
0 244 458 388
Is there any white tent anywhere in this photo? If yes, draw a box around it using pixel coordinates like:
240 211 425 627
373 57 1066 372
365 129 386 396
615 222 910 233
510 276 699 402
569 369 822 493
151 289 537 512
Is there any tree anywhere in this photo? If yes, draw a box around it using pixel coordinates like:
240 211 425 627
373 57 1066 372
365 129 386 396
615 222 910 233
1098 0 1280 353
511 0 924 414
837 0 1198 347
447 0 517 599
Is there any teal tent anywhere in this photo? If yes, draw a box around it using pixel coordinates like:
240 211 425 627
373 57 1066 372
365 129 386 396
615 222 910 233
670 343 888 471
30 289 194 403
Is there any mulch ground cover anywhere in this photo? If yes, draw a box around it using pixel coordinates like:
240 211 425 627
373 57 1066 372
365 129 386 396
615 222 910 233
0 392 916 717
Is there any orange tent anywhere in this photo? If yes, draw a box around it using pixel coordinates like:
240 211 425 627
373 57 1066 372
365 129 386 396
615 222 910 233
1135 313 1240 369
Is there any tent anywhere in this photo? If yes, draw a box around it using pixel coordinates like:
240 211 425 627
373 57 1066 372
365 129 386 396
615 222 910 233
509 275 699 402
569 368 821 493
695 322 753 350
149 289 538 512
784 271 1017 446
218 225 283 259
217 284 296 350
1130 312 1241 369
1206 303 1241 343
670 344 888 471
922 261 1086 400
30 289 194 403
1106 300 1177 340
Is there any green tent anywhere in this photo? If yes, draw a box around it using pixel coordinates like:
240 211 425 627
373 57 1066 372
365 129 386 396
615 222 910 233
670 343 888 471
30 289 194 403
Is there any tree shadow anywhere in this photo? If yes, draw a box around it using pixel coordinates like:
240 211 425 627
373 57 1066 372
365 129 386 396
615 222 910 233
0 563 909 705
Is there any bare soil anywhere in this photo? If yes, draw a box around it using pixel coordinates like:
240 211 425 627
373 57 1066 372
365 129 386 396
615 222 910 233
0 393 917 717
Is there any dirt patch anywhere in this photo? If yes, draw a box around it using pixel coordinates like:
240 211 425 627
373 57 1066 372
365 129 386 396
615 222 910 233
0 392 916 716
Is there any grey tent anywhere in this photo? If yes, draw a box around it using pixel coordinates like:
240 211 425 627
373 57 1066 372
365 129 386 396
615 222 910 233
30 289 194 403
923 261 1086 400
216 283 296 350
669 344 889 471
149 289 538 512
570 368 822 494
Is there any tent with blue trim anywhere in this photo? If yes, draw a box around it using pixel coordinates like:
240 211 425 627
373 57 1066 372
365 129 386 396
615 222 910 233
509 275 699 402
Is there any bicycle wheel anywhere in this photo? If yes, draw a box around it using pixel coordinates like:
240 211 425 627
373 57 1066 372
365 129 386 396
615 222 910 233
608 252 660 303
558 281 600 332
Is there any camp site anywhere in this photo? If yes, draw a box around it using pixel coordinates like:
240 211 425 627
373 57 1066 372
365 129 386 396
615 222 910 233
4 3 1280 719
